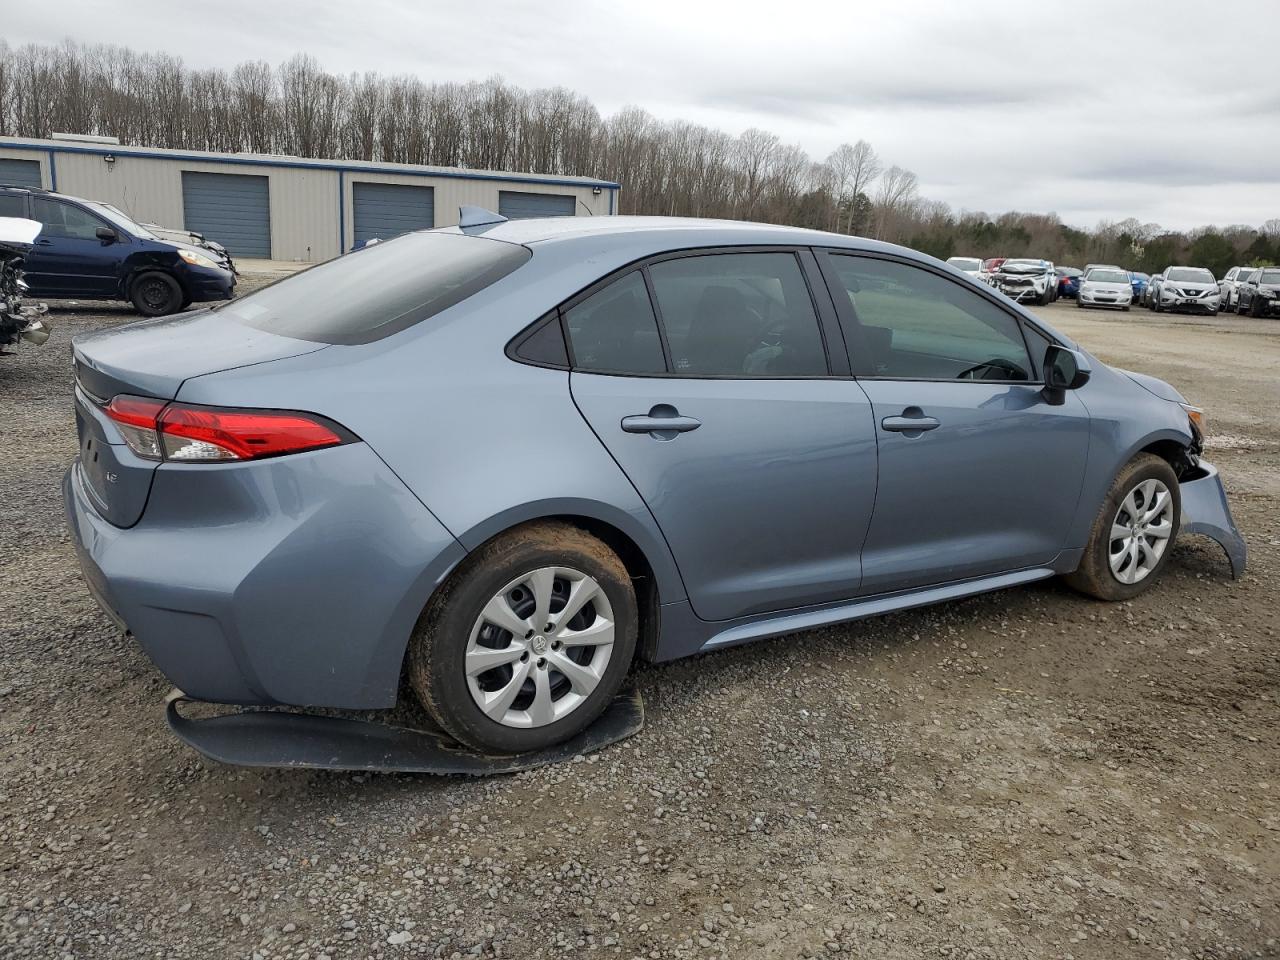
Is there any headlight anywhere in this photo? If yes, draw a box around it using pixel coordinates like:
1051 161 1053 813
178 249 218 269
1180 402 1206 437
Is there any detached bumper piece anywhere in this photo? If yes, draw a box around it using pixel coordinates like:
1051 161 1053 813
165 686 644 775
1179 461 1247 579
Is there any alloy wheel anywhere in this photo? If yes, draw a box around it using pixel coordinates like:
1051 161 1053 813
1108 478 1174 584
464 566 615 728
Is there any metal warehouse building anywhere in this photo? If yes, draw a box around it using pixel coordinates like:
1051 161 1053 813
0 135 619 262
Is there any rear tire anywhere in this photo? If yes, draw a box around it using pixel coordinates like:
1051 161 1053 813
129 271 184 317
1064 453 1181 602
407 522 638 755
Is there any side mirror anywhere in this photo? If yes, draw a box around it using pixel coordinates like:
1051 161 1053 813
95 226 118 244
1042 344 1091 405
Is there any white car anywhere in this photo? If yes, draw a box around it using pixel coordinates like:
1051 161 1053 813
1155 266 1220 315
1218 266 1250 312
1078 268 1133 310
946 256 983 279
992 258 1058 304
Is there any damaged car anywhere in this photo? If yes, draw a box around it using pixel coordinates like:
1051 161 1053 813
64 213 1247 762
0 216 51 355
992 258 1058 305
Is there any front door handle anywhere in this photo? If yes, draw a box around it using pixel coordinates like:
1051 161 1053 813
881 408 940 434
621 404 701 440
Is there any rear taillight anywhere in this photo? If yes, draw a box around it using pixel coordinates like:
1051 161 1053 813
104 395 352 463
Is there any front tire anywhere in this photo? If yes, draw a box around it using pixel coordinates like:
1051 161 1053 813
408 522 638 754
129 271 184 317
1064 453 1180 601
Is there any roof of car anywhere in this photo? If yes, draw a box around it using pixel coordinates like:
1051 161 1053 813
450 214 905 255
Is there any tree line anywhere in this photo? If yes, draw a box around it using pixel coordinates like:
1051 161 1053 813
1 40 1276 273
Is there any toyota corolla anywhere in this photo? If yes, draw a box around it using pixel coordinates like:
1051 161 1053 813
65 213 1247 756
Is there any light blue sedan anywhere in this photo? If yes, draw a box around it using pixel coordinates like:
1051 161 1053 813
65 212 1246 757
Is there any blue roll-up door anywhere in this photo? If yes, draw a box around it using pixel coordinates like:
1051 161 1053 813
0 158 42 189
352 182 434 248
181 171 271 258
498 191 577 220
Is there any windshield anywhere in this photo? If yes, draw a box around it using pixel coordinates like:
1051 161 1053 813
85 201 158 240
1087 269 1129 284
1261 270 1280 284
947 257 982 271
1166 267 1215 283
220 231 531 344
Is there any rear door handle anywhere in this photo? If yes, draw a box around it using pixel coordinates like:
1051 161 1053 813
621 404 701 440
881 410 940 434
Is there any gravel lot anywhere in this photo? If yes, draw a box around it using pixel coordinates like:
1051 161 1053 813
2 283 1277 960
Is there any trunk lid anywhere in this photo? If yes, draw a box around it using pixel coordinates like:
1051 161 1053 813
71 308 326 527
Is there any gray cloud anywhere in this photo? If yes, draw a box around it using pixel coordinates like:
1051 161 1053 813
10 0 1280 231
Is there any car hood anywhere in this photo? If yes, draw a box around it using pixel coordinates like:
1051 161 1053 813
1082 281 1130 292
1165 280 1215 293
1115 368 1187 404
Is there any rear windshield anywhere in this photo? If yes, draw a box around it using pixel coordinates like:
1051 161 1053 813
220 232 531 344
1166 267 1214 283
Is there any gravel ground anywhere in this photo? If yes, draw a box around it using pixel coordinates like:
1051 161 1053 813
1 284 1277 960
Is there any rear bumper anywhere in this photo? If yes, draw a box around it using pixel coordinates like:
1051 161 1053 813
1179 460 1246 578
64 442 467 708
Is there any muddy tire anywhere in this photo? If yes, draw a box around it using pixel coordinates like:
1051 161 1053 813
408 522 638 754
1064 453 1181 602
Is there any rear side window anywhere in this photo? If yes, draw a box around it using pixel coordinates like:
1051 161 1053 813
222 232 531 344
563 272 666 374
829 255 1032 381
648 252 828 376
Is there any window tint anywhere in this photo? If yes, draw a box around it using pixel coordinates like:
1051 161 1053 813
31 198 106 240
563 272 665 374
829 255 1032 381
222 231 530 345
0 193 25 218
647 253 827 377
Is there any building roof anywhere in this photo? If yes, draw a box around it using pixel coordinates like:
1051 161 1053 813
0 136 620 190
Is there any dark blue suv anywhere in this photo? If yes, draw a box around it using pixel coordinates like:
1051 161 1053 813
0 186 236 316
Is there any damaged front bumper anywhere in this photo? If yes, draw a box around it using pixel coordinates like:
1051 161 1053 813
1180 460 1247 578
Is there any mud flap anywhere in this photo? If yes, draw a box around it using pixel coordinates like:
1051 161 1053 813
165 686 644 775
1179 461 1247 579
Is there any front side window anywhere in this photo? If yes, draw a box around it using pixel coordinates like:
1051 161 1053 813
563 271 666 375
648 252 827 376
828 255 1033 382
31 198 108 240
0 193 25 218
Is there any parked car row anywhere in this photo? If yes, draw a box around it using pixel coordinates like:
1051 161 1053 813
1219 265 1280 316
0 183 236 317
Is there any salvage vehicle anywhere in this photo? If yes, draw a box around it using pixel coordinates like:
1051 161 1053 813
1153 266 1219 315
1234 267 1280 317
1218 265 1252 312
64 212 1247 757
1055 266 1083 299
1078 267 1133 310
978 256 1006 285
0 185 235 317
992 258 1057 304
945 256 983 278
0 216 51 354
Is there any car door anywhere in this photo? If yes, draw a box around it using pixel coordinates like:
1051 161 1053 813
567 249 879 623
817 251 1091 594
1239 270 1259 311
23 196 129 298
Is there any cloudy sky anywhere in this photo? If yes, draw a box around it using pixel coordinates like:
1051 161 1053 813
13 0 1280 231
